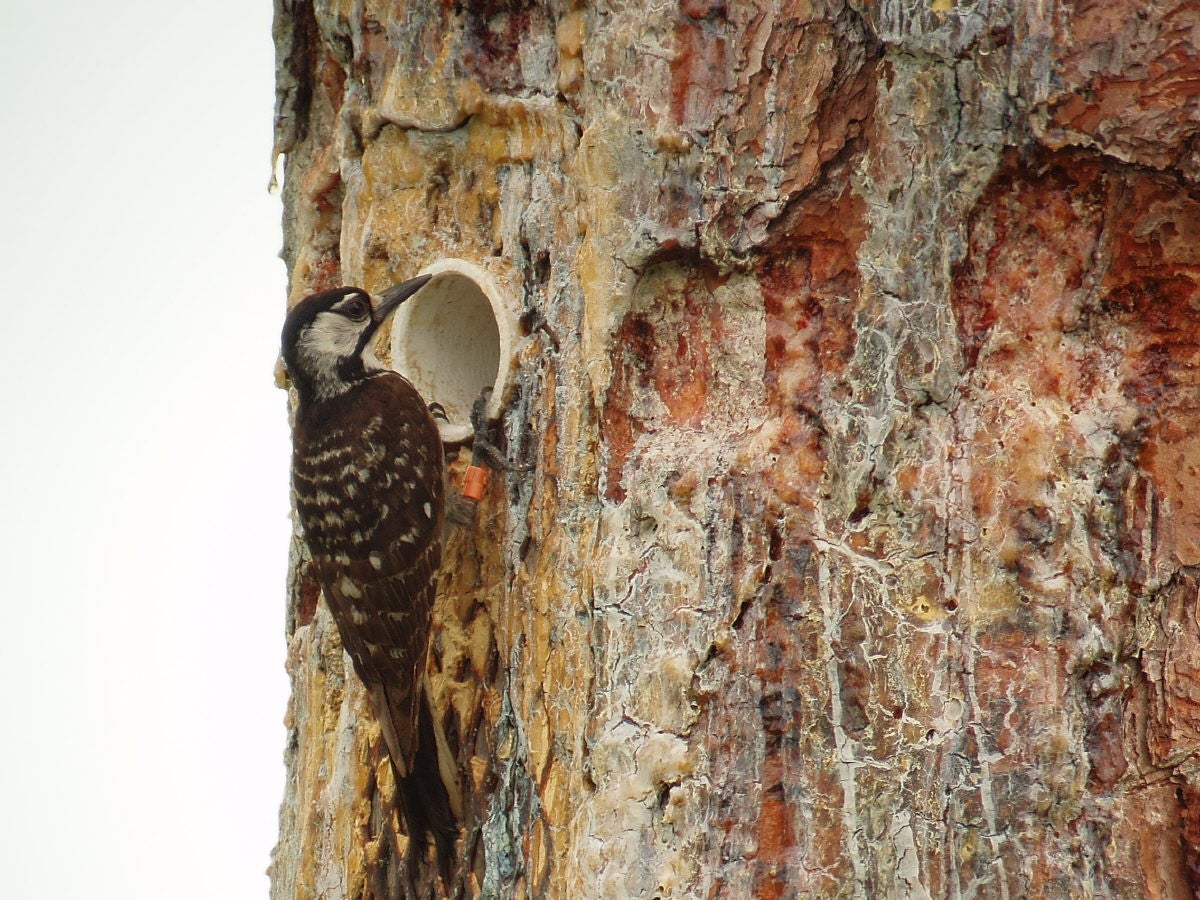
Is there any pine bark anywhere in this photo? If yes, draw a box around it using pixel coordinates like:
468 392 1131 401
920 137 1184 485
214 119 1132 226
270 1 1200 897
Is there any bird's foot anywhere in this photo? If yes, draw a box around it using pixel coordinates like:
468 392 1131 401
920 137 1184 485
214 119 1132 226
468 388 532 474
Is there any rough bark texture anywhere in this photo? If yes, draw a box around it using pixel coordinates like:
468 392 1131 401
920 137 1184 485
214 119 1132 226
270 1 1200 897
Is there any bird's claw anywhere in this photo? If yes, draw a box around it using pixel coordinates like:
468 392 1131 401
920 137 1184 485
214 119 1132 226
469 387 532 474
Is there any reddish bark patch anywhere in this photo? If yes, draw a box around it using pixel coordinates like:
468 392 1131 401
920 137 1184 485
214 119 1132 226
1088 714 1128 786
668 4 878 251
1040 0 1200 173
458 1 548 95
669 2 728 132
294 567 321 630
602 262 726 501
1181 781 1200 891
754 783 792 899
955 149 1200 566
1144 574 1200 763
755 183 865 509
954 153 1107 370
954 148 1200 889
1099 180 1200 564
758 185 864 407
305 253 344 294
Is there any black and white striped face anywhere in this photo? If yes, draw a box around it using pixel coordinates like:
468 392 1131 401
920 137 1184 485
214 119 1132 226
298 291 376 396
280 277 432 405
281 288 378 401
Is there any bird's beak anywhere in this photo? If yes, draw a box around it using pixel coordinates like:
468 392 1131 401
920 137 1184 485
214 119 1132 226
373 274 433 325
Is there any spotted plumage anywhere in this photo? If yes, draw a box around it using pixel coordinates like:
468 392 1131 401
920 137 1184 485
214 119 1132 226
281 276 459 882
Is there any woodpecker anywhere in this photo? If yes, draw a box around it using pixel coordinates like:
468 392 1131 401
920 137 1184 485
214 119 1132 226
280 275 460 884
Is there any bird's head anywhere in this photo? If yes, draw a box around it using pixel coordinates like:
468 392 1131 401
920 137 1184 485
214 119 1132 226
280 275 431 403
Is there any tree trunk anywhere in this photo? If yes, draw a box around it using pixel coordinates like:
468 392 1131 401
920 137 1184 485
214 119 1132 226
269 1 1200 897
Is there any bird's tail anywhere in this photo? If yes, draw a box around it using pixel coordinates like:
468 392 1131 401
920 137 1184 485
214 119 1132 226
397 688 461 889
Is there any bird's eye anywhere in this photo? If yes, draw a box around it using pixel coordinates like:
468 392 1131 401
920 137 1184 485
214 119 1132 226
342 296 369 320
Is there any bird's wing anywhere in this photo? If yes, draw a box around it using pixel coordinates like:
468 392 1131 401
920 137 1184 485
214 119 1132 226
311 373 447 772
321 532 441 772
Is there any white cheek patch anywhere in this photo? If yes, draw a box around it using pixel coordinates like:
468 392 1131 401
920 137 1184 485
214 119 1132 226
295 311 369 400
302 311 363 360
292 312 367 400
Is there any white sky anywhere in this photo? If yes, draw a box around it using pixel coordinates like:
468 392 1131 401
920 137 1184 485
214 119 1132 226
1 3 292 897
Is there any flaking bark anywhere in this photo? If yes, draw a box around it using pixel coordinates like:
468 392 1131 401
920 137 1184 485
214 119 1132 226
271 2 1200 897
